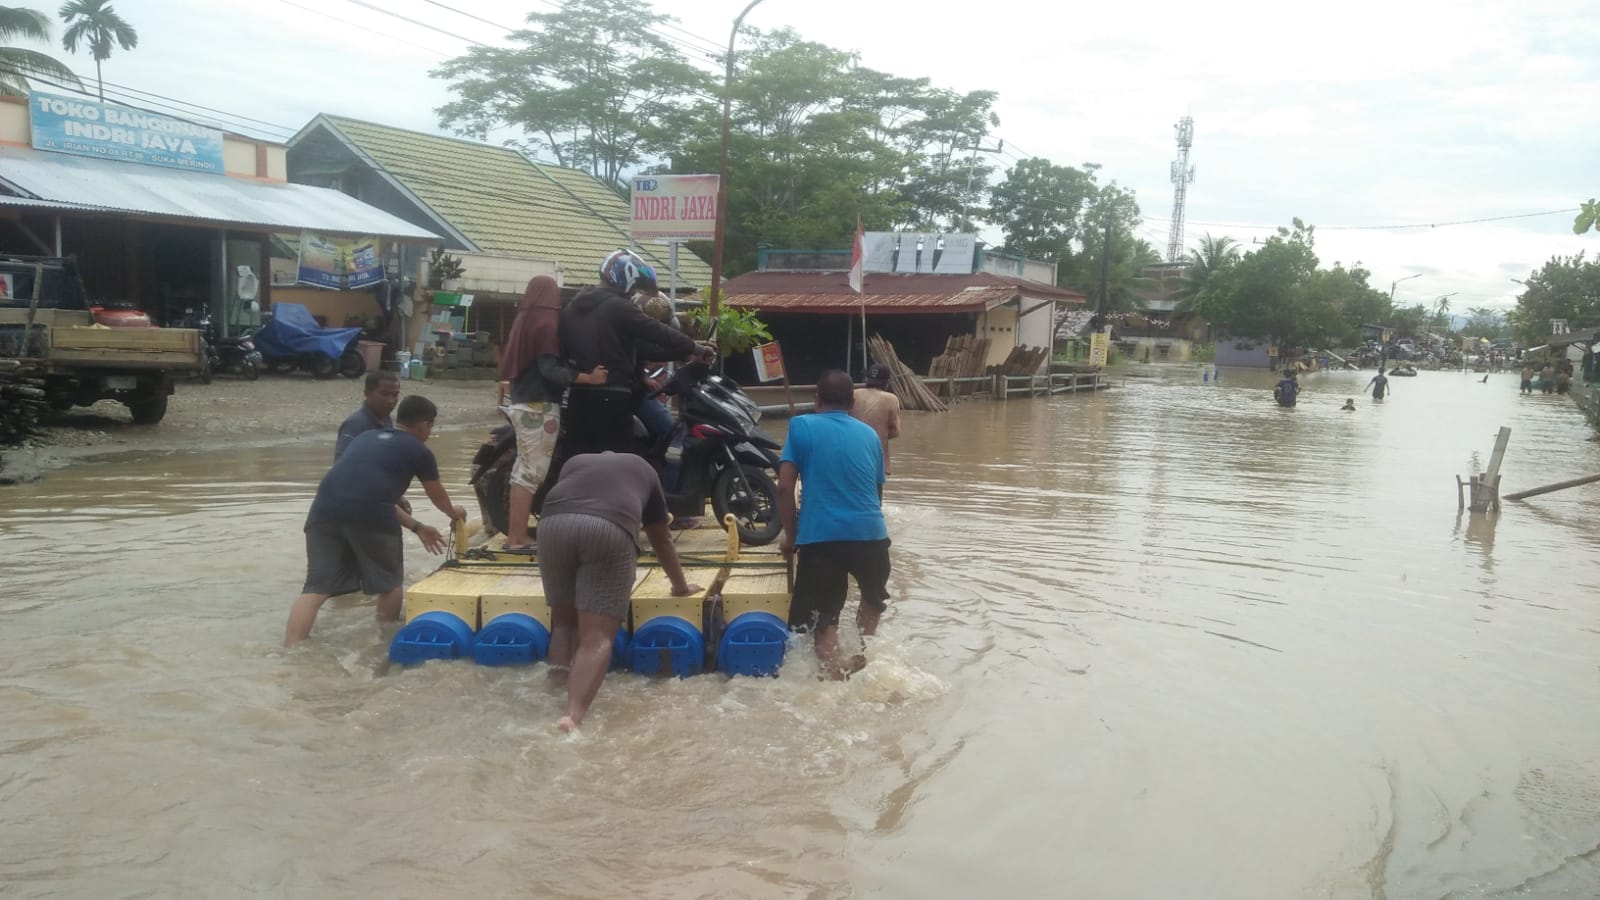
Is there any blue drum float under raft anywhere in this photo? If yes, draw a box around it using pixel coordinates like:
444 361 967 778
390 516 792 677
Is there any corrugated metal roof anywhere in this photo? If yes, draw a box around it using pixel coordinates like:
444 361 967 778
722 269 1087 314
0 145 440 240
312 115 712 289
724 269 1087 300
726 288 1019 315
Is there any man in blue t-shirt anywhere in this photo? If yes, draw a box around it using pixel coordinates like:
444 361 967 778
285 395 467 645
778 369 890 678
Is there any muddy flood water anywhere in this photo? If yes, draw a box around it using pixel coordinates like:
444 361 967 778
3 367 1598 899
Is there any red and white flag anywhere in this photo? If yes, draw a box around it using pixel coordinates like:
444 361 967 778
848 217 865 294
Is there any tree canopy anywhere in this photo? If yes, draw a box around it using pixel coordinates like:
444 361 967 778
1508 253 1600 345
58 0 135 102
0 5 80 96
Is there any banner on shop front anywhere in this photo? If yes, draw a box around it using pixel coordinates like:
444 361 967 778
1088 330 1110 367
296 233 384 289
29 90 225 174
296 233 344 289
630 174 719 242
752 341 786 383
344 237 383 289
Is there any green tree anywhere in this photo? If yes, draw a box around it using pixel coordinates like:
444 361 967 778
0 5 80 96
1507 253 1600 344
58 0 134 102
1172 232 1240 312
1061 183 1156 312
1390 303 1430 339
1432 295 1454 332
1192 219 1324 349
432 0 712 190
1460 306 1508 340
988 157 1100 263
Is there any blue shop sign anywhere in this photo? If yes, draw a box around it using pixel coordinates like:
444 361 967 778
29 91 226 175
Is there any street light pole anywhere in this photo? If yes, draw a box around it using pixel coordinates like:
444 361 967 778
709 0 767 320
1389 272 1422 303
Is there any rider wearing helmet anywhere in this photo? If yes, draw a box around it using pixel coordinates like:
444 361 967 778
531 249 708 514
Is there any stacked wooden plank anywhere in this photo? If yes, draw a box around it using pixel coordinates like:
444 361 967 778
0 360 47 446
926 335 991 398
867 334 947 413
990 345 1051 376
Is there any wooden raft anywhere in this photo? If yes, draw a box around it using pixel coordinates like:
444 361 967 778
403 516 791 632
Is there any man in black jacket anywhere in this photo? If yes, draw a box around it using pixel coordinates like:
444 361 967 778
533 249 709 513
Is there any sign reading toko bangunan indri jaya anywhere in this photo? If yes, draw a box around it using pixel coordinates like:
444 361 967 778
28 91 226 174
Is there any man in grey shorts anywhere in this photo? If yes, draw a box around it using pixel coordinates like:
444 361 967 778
538 451 701 731
285 396 467 646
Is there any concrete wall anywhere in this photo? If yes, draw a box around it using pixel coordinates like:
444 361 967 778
1017 301 1056 366
982 305 1017 366
270 287 382 329
1116 335 1194 363
1216 337 1272 368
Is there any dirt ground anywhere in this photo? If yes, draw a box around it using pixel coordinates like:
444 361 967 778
1 372 503 478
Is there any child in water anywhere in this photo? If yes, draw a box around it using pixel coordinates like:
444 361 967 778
1341 398 1356 411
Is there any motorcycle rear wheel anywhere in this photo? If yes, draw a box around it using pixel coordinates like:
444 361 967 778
243 360 261 381
311 355 337 379
339 348 366 378
712 465 781 546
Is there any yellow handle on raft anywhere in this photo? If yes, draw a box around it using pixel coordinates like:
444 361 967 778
452 518 483 557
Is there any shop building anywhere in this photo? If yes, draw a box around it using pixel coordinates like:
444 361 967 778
0 93 439 339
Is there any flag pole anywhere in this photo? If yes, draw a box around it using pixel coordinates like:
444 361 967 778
850 216 867 376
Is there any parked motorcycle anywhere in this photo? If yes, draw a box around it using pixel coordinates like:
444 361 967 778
251 302 365 379
166 307 262 382
472 361 783 546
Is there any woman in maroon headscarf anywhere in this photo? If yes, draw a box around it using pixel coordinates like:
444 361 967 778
496 275 606 551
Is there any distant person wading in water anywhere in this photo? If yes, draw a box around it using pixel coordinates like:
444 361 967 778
1368 369 1390 401
1273 370 1300 407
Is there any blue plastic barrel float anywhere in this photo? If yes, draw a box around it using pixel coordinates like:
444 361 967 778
717 611 789 677
472 613 551 667
627 617 704 677
389 611 475 665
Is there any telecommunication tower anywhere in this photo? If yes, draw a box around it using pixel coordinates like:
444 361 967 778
1167 116 1195 263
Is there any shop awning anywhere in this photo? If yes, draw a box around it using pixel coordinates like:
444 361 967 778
0 145 439 242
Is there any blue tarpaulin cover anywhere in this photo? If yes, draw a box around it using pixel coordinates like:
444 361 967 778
253 303 363 359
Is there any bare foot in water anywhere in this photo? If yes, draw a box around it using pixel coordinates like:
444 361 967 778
556 715 579 733
845 654 867 675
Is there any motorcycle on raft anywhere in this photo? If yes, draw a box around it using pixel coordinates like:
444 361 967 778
471 360 784 546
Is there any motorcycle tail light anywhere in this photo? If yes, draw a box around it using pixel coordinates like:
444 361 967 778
690 424 726 440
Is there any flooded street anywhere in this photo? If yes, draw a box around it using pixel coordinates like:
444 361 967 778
3 368 1598 899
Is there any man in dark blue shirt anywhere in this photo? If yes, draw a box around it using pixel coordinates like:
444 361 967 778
778 370 891 679
285 395 467 645
335 371 401 460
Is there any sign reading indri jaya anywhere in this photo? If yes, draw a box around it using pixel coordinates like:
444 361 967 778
29 91 226 175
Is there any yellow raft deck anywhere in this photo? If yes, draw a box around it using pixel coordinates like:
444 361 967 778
392 516 793 675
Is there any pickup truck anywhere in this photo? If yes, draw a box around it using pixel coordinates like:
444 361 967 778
0 256 205 425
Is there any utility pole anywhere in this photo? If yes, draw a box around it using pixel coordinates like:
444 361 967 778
1166 116 1195 263
709 0 768 320
1093 218 1112 329
962 137 1003 228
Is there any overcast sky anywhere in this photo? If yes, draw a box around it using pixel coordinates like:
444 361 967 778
33 0 1600 311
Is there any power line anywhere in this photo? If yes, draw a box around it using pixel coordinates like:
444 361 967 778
0 63 295 138
341 0 483 45
1142 208 1580 232
279 0 452 58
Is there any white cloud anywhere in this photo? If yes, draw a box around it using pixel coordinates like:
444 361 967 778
52 0 1600 307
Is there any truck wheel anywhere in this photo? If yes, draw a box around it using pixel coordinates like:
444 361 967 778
127 391 169 425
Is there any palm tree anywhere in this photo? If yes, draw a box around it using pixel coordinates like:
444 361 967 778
58 0 134 102
0 5 81 96
1433 294 1454 332
1173 232 1240 313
